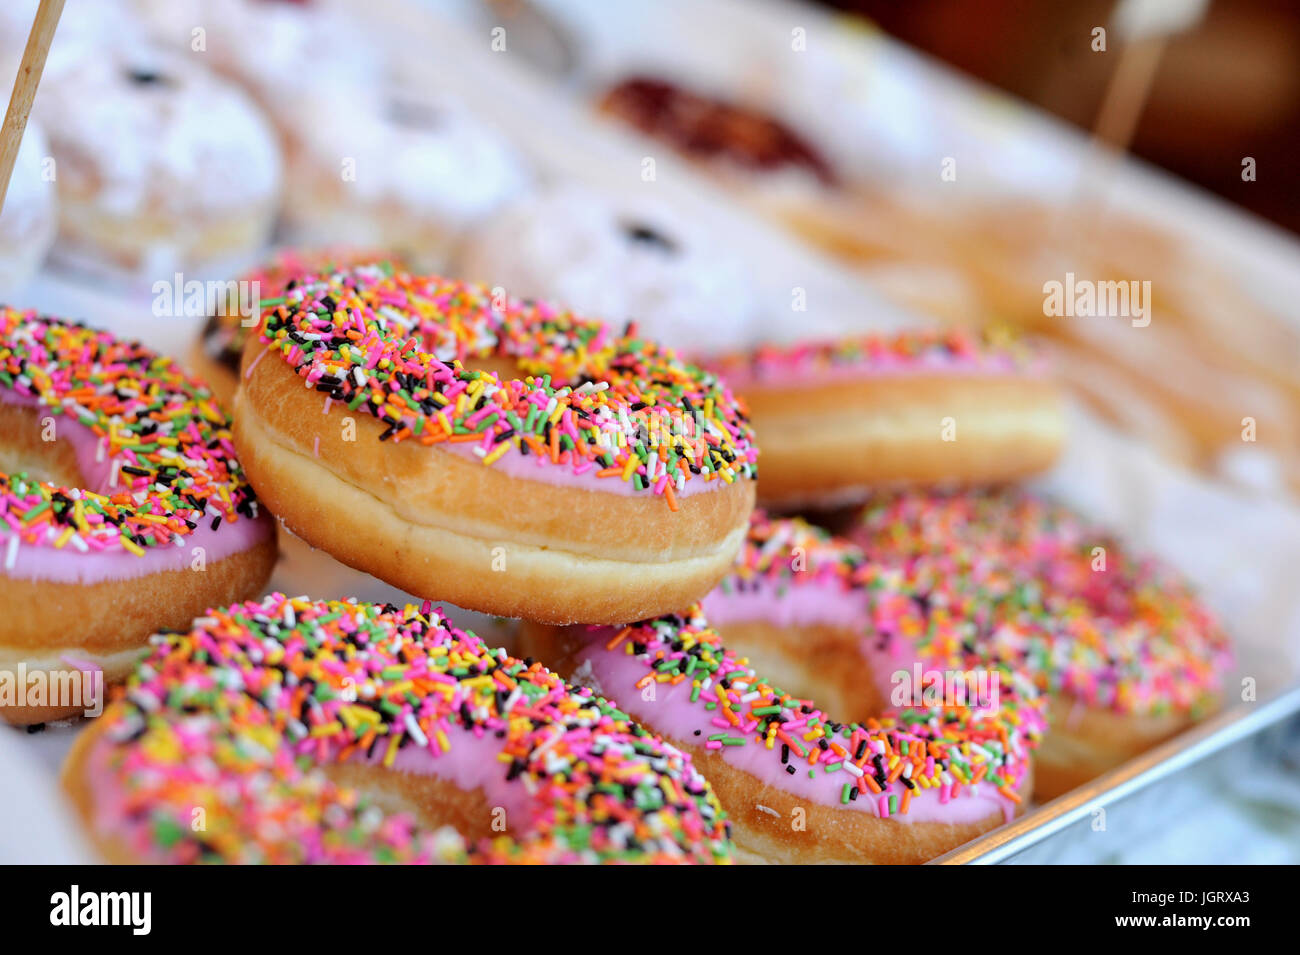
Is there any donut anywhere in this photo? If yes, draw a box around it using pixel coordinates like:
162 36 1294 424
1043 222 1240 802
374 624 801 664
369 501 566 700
0 121 57 295
0 310 276 725
233 265 758 624
278 89 531 269
597 76 836 189
131 0 528 267
62 593 733 864
31 32 281 273
518 598 1042 864
850 488 1233 798
703 328 1066 507
698 511 889 724
453 185 757 354
189 249 404 409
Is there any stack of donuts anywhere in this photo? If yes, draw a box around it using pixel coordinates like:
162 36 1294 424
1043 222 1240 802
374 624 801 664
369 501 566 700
0 245 1230 865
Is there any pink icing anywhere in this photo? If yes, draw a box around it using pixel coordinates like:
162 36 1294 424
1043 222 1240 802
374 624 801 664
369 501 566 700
702 579 868 630
0 392 270 584
571 630 1016 825
437 434 721 499
709 351 1044 392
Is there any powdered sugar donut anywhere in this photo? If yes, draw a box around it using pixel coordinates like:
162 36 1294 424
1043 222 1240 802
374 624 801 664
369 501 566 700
850 488 1233 798
63 594 733 864
518 596 1042 864
234 266 757 624
0 122 56 295
131 0 528 266
279 89 530 267
0 310 276 725
704 329 1066 506
454 185 757 354
32 35 281 273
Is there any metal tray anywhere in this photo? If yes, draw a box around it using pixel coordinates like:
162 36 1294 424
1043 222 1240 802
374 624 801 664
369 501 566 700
931 686 1300 863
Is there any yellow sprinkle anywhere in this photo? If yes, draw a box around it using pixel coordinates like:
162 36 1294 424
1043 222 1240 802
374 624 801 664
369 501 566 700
482 441 511 466
120 536 145 557
310 721 343 738
383 733 401 768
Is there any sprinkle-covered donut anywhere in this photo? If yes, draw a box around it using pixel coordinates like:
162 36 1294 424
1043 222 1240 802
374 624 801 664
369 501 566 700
0 310 276 724
518 590 1042 864
703 328 1066 506
62 594 733 864
850 488 1233 798
189 248 404 408
233 266 757 623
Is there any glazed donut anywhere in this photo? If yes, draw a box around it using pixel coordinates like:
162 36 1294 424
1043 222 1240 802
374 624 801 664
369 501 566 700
189 249 405 409
518 597 1042 864
32 35 281 273
0 310 276 725
704 329 1066 507
0 121 57 295
62 593 732 864
850 488 1233 799
454 185 757 353
233 266 757 624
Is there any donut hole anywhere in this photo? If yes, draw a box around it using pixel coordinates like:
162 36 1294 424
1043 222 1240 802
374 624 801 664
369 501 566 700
0 402 86 489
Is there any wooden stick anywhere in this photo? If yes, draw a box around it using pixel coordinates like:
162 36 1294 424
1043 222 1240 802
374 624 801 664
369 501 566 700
0 0 65 217
1091 35 1168 153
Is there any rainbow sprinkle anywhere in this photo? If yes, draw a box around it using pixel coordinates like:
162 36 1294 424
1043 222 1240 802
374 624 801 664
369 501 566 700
705 327 1042 386
199 249 404 374
0 309 259 561
852 489 1232 716
591 603 1042 816
84 594 733 864
255 267 757 504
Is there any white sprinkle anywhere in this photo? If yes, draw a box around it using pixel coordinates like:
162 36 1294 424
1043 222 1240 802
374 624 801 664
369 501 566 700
755 804 779 817
4 535 18 570
404 714 429 748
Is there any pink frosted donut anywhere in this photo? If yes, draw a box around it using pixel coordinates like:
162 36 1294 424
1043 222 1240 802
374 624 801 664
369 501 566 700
703 329 1066 507
62 594 733 864
232 266 757 624
519 522 1044 863
850 488 1233 798
0 310 276 725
